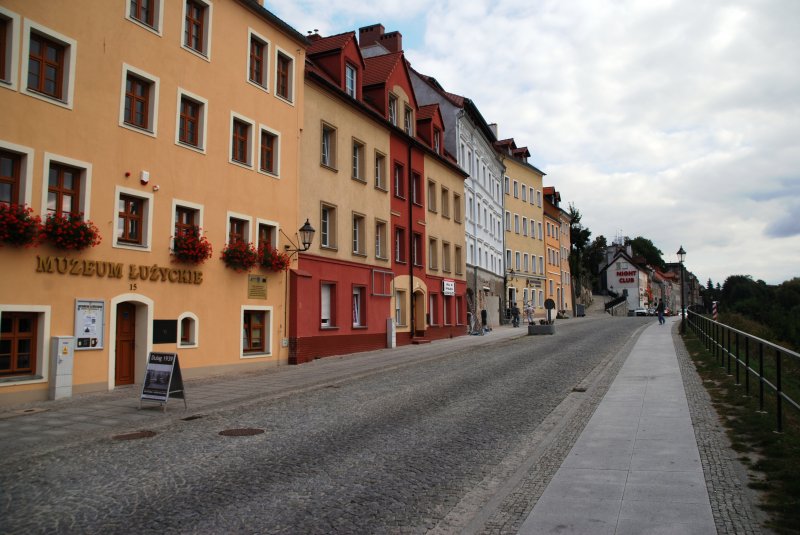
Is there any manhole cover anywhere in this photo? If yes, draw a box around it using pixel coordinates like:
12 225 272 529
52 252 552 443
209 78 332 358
112 430 158 441
219 428 265 437
572 387 587 393
181 414 205 421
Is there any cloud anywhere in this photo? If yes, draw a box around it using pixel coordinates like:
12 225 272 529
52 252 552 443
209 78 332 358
269 0 800 284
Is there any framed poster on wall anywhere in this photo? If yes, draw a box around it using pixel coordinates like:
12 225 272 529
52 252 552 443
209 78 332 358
74 299 105 350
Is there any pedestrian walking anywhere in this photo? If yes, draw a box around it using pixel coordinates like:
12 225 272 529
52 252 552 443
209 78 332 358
657 298 665 325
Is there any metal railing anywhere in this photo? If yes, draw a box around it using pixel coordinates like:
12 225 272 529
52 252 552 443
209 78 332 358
687 310 800 432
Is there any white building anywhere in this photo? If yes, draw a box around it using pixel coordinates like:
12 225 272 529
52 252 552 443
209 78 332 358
410 70 506 325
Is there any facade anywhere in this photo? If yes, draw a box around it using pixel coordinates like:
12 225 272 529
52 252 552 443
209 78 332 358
558 207 573 314
496 138 547 319
410 69 506 327
600 246 650 311
542 187 563 314
290 25 468 363
0 0 307 405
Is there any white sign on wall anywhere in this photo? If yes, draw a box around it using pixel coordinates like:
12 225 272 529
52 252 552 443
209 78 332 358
442 279 455 296
74 299 105 350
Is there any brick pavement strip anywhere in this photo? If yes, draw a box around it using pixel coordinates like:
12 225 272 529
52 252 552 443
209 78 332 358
673 325 773 535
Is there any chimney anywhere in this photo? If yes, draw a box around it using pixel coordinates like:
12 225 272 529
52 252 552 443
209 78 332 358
379 30 403 52
488 123 498 138
359 24 385 47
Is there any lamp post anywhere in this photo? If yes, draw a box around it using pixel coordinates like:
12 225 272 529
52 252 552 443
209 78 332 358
677 245 686 334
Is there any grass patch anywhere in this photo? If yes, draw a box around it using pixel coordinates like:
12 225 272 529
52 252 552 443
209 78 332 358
683 331 800 534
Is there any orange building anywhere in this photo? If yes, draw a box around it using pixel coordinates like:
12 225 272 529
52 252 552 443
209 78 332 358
0 0 307 405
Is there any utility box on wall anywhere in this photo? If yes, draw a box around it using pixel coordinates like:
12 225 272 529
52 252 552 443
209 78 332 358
387 318 396 348
49 337 75 400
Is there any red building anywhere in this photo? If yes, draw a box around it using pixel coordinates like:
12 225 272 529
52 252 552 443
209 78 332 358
289 25 467 363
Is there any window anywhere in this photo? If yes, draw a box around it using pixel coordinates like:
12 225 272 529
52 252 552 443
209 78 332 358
352 139 365 181
504 211 510 231
538 222 543 240
514 214 520 234
183 0 211 57
352 212 365 255
522 217 528 236
515 251 521 271
529 187 534 204
428 237 438 270
395 289 407 326
413 233 422 266
352 286 366 327
257 221 277 249
0 149 20 205
228 216 248 244
120 67 159 134
320 203 337 249
404 106 413 136
429 293 438 325
433 129 441 154
259 127 279 175
427 180 437 212
442 241 451 272
118 194 144 245
0 9 20 88
345 63 357 97
443 295 452 326
230 114 254 166
539 256 544 274
242 309 268 354
174 205 198 236
22 21 76 108
393 163 404 198
129 0 162 31
440 187 450 218
505 249 511 269
320 283 336 327
375 220 387 260
536 190 542 207
394 227 406 263
321 123 336 168
112 186 153 251
388 94 398 125
275 49 294 102
412 173 421 205
513 180 519 198
453 193 462 223
248 32 268 88
504 176 509 194
523 253 529 272
178 313 198 347
47 162 81 217
374 151 386 190
0 312 38 377
455 245 463 275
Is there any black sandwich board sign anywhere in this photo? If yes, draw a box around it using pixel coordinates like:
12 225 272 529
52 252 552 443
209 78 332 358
139 352 187 411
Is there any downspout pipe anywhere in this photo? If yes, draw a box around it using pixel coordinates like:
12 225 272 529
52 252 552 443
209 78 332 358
408 142 414 339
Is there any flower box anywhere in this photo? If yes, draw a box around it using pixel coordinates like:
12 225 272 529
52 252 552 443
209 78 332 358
221 240 258 272
172 226 212 265
259 243 291 272
43 212 101 251
0 203 42 247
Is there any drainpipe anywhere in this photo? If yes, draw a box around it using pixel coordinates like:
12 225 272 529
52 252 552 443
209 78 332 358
408 142 414 339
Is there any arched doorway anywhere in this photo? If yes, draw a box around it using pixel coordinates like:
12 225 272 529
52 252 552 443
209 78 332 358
413 289 426 337
115 302 136 385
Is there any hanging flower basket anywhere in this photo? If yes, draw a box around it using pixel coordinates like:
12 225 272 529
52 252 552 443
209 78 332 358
259 243 291 272
43 212 101 251
172 225 213 265
0 203 42 247
220 240 258 272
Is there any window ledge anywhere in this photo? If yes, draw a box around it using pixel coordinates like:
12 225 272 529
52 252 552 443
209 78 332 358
375 185 388 193
181 45 211 62
229 159 254 171
320 326 339 331
352 325 368 330
0 374 45 386
352 177 367 184
275 94 295 106
352 252 367 258
114 242 151 252
241 352 271 359
176 140 206 154
321 245 338 252
22 88 72 110
120 122 157 138
320 163 338 173
178 344 198 349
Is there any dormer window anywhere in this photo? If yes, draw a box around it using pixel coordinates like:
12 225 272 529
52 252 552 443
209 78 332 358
433 129 441 154
404 106 412 136
388 94 397 125
345 64 357 98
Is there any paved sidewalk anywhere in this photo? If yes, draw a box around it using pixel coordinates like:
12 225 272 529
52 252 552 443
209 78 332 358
0 324 527 461
519 316 716 534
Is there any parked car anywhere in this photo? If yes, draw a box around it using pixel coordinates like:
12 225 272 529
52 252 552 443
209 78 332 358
633 308 648 317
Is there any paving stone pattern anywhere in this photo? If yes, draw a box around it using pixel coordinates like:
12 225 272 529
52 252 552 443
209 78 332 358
0 318 644 534
673 325 772 534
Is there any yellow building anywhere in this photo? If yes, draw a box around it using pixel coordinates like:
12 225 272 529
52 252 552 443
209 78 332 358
496 138 547 320
543 187 565 315
0 0 307 405
559 207 574 314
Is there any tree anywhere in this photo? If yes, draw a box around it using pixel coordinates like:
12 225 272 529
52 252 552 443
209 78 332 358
568 203 592 295
585 234 608 291
625 236 665 270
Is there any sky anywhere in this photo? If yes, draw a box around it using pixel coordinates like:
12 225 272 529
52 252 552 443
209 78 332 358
269 0 800 286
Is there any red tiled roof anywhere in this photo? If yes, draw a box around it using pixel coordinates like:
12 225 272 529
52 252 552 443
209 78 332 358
417 104 438 120
543 186 556 195
443 90 465 107
363 52 403 86
513 147 531 158
305 59 337 86
308 31 355 56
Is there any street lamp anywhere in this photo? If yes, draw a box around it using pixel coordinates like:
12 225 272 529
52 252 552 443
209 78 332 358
677 245 686 334
281 219 316 255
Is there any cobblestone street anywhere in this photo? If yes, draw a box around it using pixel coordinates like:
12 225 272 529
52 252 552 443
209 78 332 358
0 317 643 534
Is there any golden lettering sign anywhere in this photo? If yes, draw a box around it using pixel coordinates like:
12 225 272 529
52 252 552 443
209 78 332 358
35 256 203 285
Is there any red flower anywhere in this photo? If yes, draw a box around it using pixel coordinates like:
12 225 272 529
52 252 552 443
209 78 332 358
43 212 101 250
172 226 213 265
0 203 42 247
258 243 292 272
220 240 258 272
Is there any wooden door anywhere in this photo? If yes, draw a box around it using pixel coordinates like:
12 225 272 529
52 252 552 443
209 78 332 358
115 303 136 385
